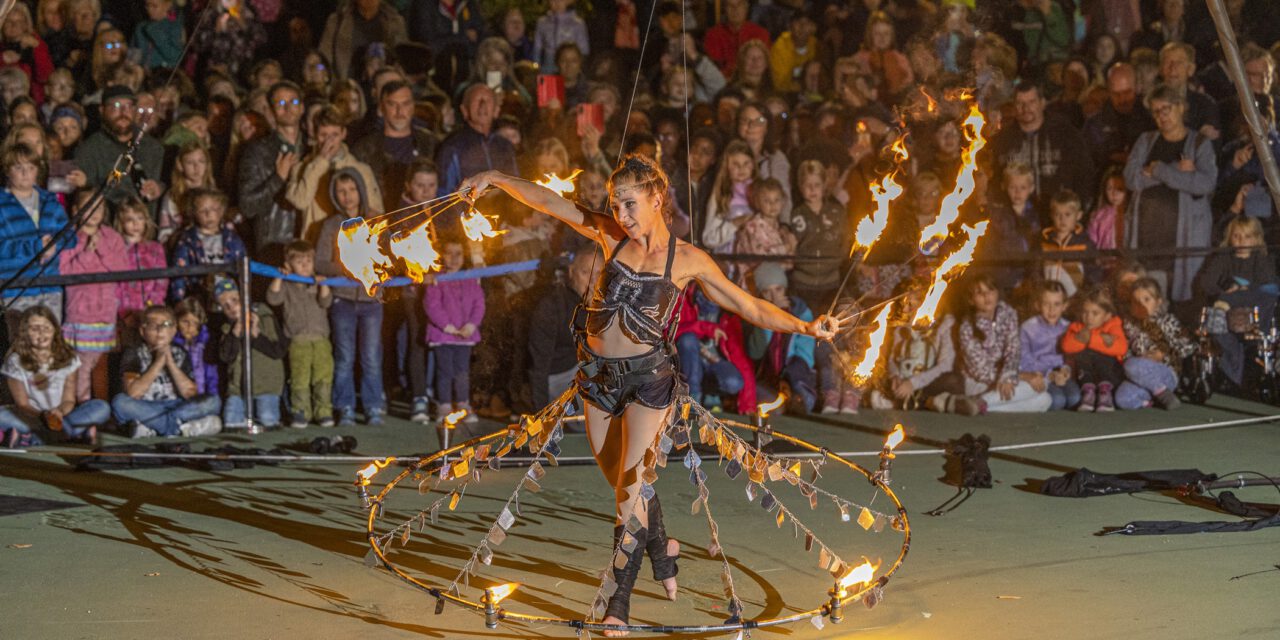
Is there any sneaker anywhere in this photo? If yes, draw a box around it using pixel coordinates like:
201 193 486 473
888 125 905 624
821 389 840 414
1077 384 1097 412
1096 383 1115 412
179 415 223 437
410 397 430 423
839 388 861 414
131 422 158 439
318 415 336 428
868 389 894 410
337 409 357 428
289 410 309 429
365 409 386 426
1154 389 1181 410
455 403 479 423
949 395 983 416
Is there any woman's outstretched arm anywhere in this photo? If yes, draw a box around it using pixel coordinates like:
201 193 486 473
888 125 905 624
459 170 598 239
685 246 840 340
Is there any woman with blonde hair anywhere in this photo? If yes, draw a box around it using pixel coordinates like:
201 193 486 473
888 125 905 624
88 26 126 95
0 2 54 103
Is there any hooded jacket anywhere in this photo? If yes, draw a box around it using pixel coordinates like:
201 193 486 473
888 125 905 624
286 144 383 243
315 167 381 304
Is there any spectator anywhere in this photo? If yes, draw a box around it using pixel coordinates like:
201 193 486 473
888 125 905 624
58 188 127 401
852 11 913 102
60 0 102 80
1038 189 1099 296
394 159 438 422
1 305 109 446
74 85 164 210
975 163 1035 294
675 283 756 412
556 42 590 108
266 240 334 428
1062 287 1128 412
85 26 126 98
991 82 1095 211
746 263 817 412
705 0 770 77
1019 280 1079 411
0 142 71 336
702 140 756 252
789 159 850 312
425 238 484 425
158 140 214 244
49 102 85 159
1118 276 1195 409
168 188 247 302
114 197 168 345
733 177 795 288
672 128 719 239
528 247 601 409
769 9 816 95
533 0 588 74
727 39 773 100
1123 85 1217 302
173 298 216 397
1197 216 1278 388
407 0 484 62
319 0 407 81
189 0 266 79
1157 42 1221 142
956 275 1052 413
0 3 54 104
1083 63 1154 170
1014 0 1072 67
238 81 306 250
736 101 791 220
351 80 437 210
214 278 284 429
314 168 386 427
130 0 183 69
436 83 519 219
499 7 533 63
1088 167 1129 251
36 0 68 69
288 105 383 242
870 277 965 414
1218 44 1273 142
112 304 222 438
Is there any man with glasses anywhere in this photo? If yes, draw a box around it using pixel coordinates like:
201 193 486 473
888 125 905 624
73 85 164 213
238 81 307 253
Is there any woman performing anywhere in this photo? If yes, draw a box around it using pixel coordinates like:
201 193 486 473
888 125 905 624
460 155 840 636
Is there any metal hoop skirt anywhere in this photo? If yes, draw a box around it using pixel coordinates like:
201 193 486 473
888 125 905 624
363 416 912 634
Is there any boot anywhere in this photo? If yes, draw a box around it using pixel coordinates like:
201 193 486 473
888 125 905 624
645 495 678 597
604 523 648 627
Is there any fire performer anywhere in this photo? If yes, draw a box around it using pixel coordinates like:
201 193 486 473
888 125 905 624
460 155 841 635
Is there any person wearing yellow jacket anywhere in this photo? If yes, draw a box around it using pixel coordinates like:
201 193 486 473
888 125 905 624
286 106 383 243
768 11 817 94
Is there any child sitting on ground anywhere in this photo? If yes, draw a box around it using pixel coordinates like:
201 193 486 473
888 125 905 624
59 189 128 401
1061 287 1129 412
956 275 1052 413
0 306 111 446
174 298 217 397
266 241 335 428
424 239 485 433
115 197 169 346
746 263 818 412
214 279 285 429
112 305 222 438
1019 280 1080 410
1117 278 1195 410
1195 216 1279 387
870 275 964 413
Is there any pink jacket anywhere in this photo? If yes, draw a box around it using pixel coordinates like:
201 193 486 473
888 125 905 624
424 277 485 346
117 240 169 316
60 226 130 324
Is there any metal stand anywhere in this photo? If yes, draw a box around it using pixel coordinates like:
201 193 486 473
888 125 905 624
241 255 259 434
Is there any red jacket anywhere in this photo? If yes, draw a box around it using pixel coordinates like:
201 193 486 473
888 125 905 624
703 21 770 76
676 286 757 410
1061 315 1128 359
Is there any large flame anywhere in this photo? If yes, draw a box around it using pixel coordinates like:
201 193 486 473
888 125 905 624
487 582 519 604
388 221 440 282
913 221 989 327
356 456 398 487
461 208 507 242
837 558 881 594
851 137 910 255
918 102 987 254
535 169 583 197
757 393 786 418
336 218 392 296
851 303 894 383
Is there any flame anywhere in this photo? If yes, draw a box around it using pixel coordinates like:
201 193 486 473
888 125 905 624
885 424 904 450
913 221 989 327
460 208 507 242
837 558 881 594
388 221 440 282
850 137 910 255
851 304 893 383
443 410 468 427
336 217 392 296
356 456 398 486
920 87 938 113
487 582 519 604
757 394 786 418
535 169 583 197
918 102 986 253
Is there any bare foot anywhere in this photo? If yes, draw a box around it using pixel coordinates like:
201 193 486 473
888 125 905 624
662 539 679 600
602 615 629 637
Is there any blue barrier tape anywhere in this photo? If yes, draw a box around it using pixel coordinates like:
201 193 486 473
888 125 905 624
248 259 542 287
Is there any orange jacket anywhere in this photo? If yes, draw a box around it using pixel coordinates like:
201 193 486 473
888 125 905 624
1061 316 1128 359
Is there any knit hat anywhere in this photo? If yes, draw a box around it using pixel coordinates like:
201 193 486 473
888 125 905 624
753 262 788 291
101 85 136 103
212 277 238 300
50 105 84 129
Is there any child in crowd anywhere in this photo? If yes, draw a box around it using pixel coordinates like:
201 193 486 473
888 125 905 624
1088 168 1127 251
1039 189 1098 296
997 162 1040 239
59 189 127 401
956 275 1051 413
158 141 215 244
1118 278 1195 409
746 263 817 412
114 196 168 345
871 276 964 413
734 178 796 288
1196 216 1279 387
131 0 184 69
169 188 247 301
112 305 222 438
702 140 757 252
0 142 70 337
1019 280 1080 410
789 159 850 312
676 283 756 412
424 239 484 427
174 298 217 396
1062 287 1128 412
533 0 589 73
0 306 110 446
267 241 335 428
398 159 437 422
214 279 284 429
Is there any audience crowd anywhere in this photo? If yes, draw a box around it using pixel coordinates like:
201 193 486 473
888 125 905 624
3 0 1280 447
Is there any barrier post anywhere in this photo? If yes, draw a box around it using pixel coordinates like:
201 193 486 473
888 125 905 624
241 255 259 434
